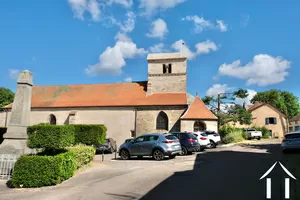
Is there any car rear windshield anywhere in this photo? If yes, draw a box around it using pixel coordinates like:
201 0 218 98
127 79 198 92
285 133 300 139
165 135 178 140
187 133 197 138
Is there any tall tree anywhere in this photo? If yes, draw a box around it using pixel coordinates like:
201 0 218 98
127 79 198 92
0 87 14 108
202 88 252 126
251 89 300 118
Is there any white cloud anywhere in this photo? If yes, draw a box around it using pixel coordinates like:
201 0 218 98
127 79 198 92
195 40 218 55
124 76 133 82
206 84 229 97
149 43 168 53
108 0 133 8
171 39 219 60
218 54 291 86
146 18 168 39
108 12 136 33
216 20 228 32
140 0 186 16
182 15 228 33
85 33 147 76
68 0 101 21
8 69 22 80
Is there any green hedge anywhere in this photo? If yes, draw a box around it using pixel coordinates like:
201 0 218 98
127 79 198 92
11 145 96 188
73 124 106 146
11 151 75 188
0 127 7 144
27 125 75 150
66 144 96 169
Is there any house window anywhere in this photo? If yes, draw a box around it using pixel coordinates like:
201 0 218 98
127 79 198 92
156 111 168 130
265 117 277 125
49 114 56 125
289 127 294 132
296 126 300 131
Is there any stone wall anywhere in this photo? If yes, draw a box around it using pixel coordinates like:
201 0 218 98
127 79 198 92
180 119 218 132
135 106 187 136
0 107 135 146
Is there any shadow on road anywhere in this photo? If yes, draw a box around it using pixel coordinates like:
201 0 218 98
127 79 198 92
139 143 300 200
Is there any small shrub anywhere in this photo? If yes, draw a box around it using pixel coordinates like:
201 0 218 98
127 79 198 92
27 125 75 150
219 125 245 144
11 151 76 188
66 144 96 169
73 124 106 146
241 130 249 140
222 131 244 144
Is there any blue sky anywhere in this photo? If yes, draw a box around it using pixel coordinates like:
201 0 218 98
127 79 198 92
0 0 299 103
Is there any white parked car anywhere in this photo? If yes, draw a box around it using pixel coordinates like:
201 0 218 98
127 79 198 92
195 130 221 148
193 132 210 151
243 128 262 140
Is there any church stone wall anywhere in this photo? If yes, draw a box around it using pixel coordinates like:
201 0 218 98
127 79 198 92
148 75 186 93
136 106 187 136
181 119 218 132
0 107 135 146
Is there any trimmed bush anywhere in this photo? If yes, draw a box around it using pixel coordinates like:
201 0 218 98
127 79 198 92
73 124 106 146
11 151 75 188
0 127 7 144
27 125 75 150
66 144 96 169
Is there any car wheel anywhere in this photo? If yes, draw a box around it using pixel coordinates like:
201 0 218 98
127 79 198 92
180 146 188 156
210 140 217 148
153 149 164 161
257 137 261 140
169 155 176 159
120 149 130 160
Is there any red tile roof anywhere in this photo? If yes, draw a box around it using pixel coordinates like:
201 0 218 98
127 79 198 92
4 82 188 108
181 96 217 120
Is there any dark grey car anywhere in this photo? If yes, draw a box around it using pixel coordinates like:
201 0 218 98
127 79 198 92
118 133 182 161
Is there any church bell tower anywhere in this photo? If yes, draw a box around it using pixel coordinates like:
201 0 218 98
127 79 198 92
146 52 188 95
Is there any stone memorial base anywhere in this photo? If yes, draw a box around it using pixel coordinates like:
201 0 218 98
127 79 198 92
0 139 35 156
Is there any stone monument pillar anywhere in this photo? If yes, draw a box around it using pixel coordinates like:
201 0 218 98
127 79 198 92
0 70 34 155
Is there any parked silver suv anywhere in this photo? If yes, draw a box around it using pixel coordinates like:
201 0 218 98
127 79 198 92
119 133 182 161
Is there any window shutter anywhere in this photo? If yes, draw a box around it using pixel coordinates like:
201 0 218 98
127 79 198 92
265 118 269 125
274 118 277 124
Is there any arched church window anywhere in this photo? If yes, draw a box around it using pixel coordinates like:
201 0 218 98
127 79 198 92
194 121 206 132
49 114 57 125
168 64 172 73
156 111 168 130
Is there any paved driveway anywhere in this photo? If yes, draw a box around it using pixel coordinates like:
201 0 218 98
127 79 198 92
1 139 300 200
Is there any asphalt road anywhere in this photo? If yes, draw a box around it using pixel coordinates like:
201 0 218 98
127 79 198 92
1 139 300 200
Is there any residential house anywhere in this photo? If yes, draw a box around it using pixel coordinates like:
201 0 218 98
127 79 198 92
230 102 288 138
289 114 300 132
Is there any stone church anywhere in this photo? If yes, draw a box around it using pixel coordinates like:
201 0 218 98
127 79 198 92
0 52 218 145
